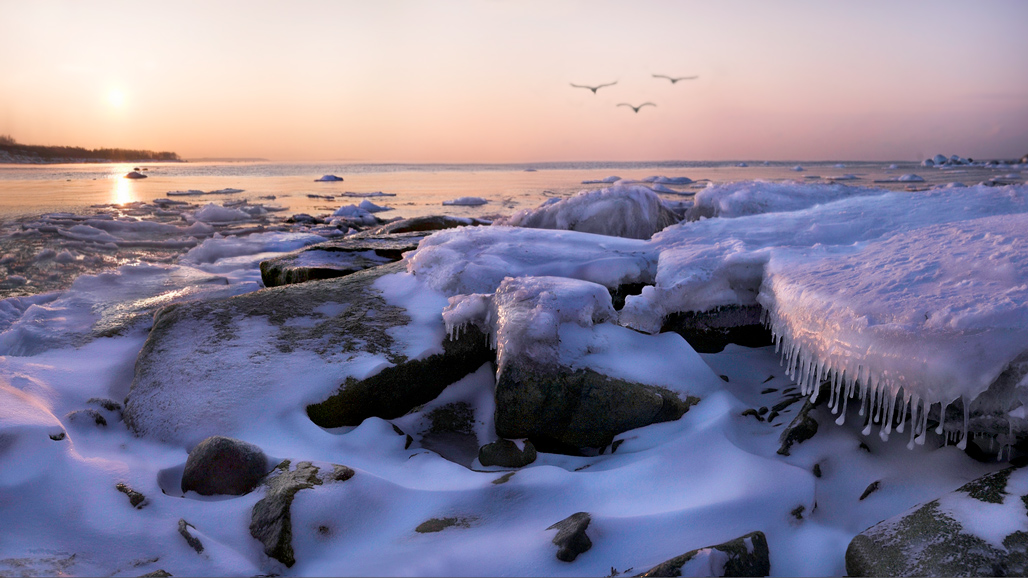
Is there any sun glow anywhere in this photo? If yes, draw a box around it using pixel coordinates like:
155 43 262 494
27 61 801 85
108 89 125 108
112 171 134 204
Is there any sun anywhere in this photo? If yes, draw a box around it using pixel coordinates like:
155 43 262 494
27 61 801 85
108 89 125 108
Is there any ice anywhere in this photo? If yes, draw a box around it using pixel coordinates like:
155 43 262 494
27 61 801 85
191 203 253 223
182 231 326 267
581 176 621 184
498 185 678 239
315 174 344 182
358 199 393 213
792 165 805 171
689 180 883 219
407 225 655 296
643 176 694 185
330 204 379 226
167 188 244 196
442 196 489 206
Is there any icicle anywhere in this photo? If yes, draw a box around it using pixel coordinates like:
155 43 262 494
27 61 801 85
915 399 928 446
836 384 850 426
935 401 946 436
829 373 839 413
956 400 969 451
906 397 919 450
896 392 909 434
883 389 896 436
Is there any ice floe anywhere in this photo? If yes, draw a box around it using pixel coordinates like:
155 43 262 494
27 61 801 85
442 197 489 206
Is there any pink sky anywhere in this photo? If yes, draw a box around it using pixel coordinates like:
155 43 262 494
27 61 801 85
1 0 1026 162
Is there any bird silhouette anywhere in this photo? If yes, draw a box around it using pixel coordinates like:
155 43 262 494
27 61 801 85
652 74 698 84
570 81 617 94
617 102 656 113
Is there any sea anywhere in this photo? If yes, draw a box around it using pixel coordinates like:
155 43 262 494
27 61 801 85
0 159 1018 298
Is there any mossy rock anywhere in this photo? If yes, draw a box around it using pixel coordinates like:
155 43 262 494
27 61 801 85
639 531 770 577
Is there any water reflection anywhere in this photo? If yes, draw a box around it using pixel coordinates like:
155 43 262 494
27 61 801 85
110 166 135 205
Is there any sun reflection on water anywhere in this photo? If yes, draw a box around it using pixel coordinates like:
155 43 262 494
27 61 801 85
110 166 136 205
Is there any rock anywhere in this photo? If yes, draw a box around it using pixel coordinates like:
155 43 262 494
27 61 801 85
417 401 481 467
547 512 592 562
777 398 819 456
496 361 698 451
846 465 1028 577
314 174 343 182
478 439 537 468
356 215 490 236
66 408 107 428
124 262 491 446
639 531 770 577
307 325 494 428
138 571 173 577
181 436 268 496
250 460 354 567
259 232 425 287
124 171 147 179
116 482 147 508
177 519 204 554
660 305 773 354
415 517 474 533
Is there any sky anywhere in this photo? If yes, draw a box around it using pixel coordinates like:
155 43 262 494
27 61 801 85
1 0 1026 163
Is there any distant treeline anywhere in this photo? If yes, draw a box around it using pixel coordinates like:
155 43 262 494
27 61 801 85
0 134 181 163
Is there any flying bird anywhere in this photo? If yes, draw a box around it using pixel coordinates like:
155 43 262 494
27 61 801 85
617 102 656 113
570 81 617 94
652 74 699 84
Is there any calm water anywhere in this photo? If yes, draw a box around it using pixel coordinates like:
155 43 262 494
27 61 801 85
0 159 1012 223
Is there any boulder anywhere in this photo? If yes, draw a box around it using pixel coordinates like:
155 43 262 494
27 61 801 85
846 465 1028 577
124 262 492 446
496 361 697 451
777 398 819 456
660 305 773 354
478 439 537 468
416 401 481 468
259 232 425 287
547 512 592 562
356 215 490 236
639 531 770 577
250 460 354 568
181 436 269 496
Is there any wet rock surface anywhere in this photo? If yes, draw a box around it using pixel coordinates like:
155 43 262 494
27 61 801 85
180 436 269 496
661 305 773 354
478 438 537 468
639 531 770 577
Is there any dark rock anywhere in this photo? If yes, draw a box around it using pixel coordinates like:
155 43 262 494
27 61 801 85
859 480 881 501
660 305 773 354
492 472 515 485
419 402 481 467
813 463 822 478
495 361 698 451
639 531 770 577
87 397 122 412
846 466 1028 577
49 431 66 441
415 517 473 533
177 519 203 554
356 215 490 236
285 213 321 225
307 325 494 428
547 512 592 562
250 461 321 568
138 571 172 577
478 439 537 468
66 409 107 427
609 283 647 311
181 436 268 496
777 399 819 456
116 482 147 508
259 232 425 287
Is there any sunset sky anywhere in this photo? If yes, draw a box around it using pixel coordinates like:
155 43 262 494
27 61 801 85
1 0 1026 163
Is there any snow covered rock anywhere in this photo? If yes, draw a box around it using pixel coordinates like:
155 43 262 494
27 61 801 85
687 181 882 220
547 512 592 562
249 460 355 568
259 232 425 287
330 205 380 227
639 531 770 577
499 185 679 240
444 277 704 450
181 436 269 496
314 174 343 182
124 171 147 179
124 262 490 446
846 466 1028 577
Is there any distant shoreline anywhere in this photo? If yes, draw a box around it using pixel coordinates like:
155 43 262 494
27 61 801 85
0 139 182 165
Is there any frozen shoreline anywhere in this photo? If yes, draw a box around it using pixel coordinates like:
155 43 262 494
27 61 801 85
2 177 1028 576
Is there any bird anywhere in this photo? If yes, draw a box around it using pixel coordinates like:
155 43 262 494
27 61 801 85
570 81 617 94
652 74 698 84
617 102 656 113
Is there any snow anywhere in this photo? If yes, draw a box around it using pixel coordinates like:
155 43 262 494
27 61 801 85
442 196 489 206
581 176 621 184
643 176 694 185
358 199 393 213
191 203 253 223
5 175 1028 576
498 185 677 239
